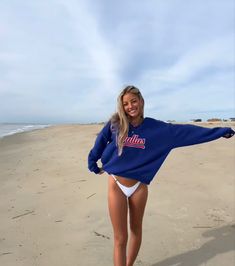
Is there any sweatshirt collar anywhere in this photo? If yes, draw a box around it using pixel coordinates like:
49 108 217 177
129 117 146 130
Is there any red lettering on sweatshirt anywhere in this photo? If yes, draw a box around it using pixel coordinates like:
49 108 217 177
123 134 145 149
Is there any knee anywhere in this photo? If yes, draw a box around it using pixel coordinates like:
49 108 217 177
114 233 128 247
130 222 142 236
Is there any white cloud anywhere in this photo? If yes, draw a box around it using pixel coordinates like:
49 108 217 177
140 33 234 87
57 0 121 94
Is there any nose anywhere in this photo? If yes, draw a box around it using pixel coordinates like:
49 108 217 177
127 102 133 109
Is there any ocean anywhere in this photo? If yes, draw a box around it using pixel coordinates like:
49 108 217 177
0 123 51 138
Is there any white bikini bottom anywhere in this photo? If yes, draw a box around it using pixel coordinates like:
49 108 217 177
111 174 141 198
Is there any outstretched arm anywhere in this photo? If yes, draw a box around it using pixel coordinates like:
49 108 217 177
169 123 234 149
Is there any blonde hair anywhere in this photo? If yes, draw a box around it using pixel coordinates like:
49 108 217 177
110 85 145 155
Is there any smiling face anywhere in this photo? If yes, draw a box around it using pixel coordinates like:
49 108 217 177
122 92 143 119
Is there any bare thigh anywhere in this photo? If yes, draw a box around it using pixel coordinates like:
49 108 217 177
129 183 148 231
108 175 128 240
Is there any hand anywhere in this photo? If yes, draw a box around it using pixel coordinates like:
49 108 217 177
98 168 105 175
223 131 235 138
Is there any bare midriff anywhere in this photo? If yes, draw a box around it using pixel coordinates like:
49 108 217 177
115 175 139 187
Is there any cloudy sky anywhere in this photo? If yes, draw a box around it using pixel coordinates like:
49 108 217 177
0 0 234 123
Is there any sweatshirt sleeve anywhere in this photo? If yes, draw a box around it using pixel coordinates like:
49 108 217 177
88 121 112 174
169 123 235 149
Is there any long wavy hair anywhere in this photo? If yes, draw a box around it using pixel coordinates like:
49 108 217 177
110 85 145 155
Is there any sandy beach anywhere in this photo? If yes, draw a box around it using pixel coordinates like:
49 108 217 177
0 122 234 266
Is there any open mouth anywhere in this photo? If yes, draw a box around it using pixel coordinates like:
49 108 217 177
128 109 138 115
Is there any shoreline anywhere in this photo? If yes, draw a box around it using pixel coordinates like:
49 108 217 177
0 124 52 139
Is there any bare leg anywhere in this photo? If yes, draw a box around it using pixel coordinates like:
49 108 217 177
127 184 148 266
108 175 128 266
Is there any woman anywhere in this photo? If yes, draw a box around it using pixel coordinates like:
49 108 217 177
88 85 234 266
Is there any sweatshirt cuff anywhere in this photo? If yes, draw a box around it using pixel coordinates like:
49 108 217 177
93 166 101 174
227 127 235 136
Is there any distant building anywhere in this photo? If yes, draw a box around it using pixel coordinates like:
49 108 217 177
191 119 202 122
207 118 222 122
229 118 235 121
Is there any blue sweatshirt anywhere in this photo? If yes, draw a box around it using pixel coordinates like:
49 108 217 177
88 117 234 184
